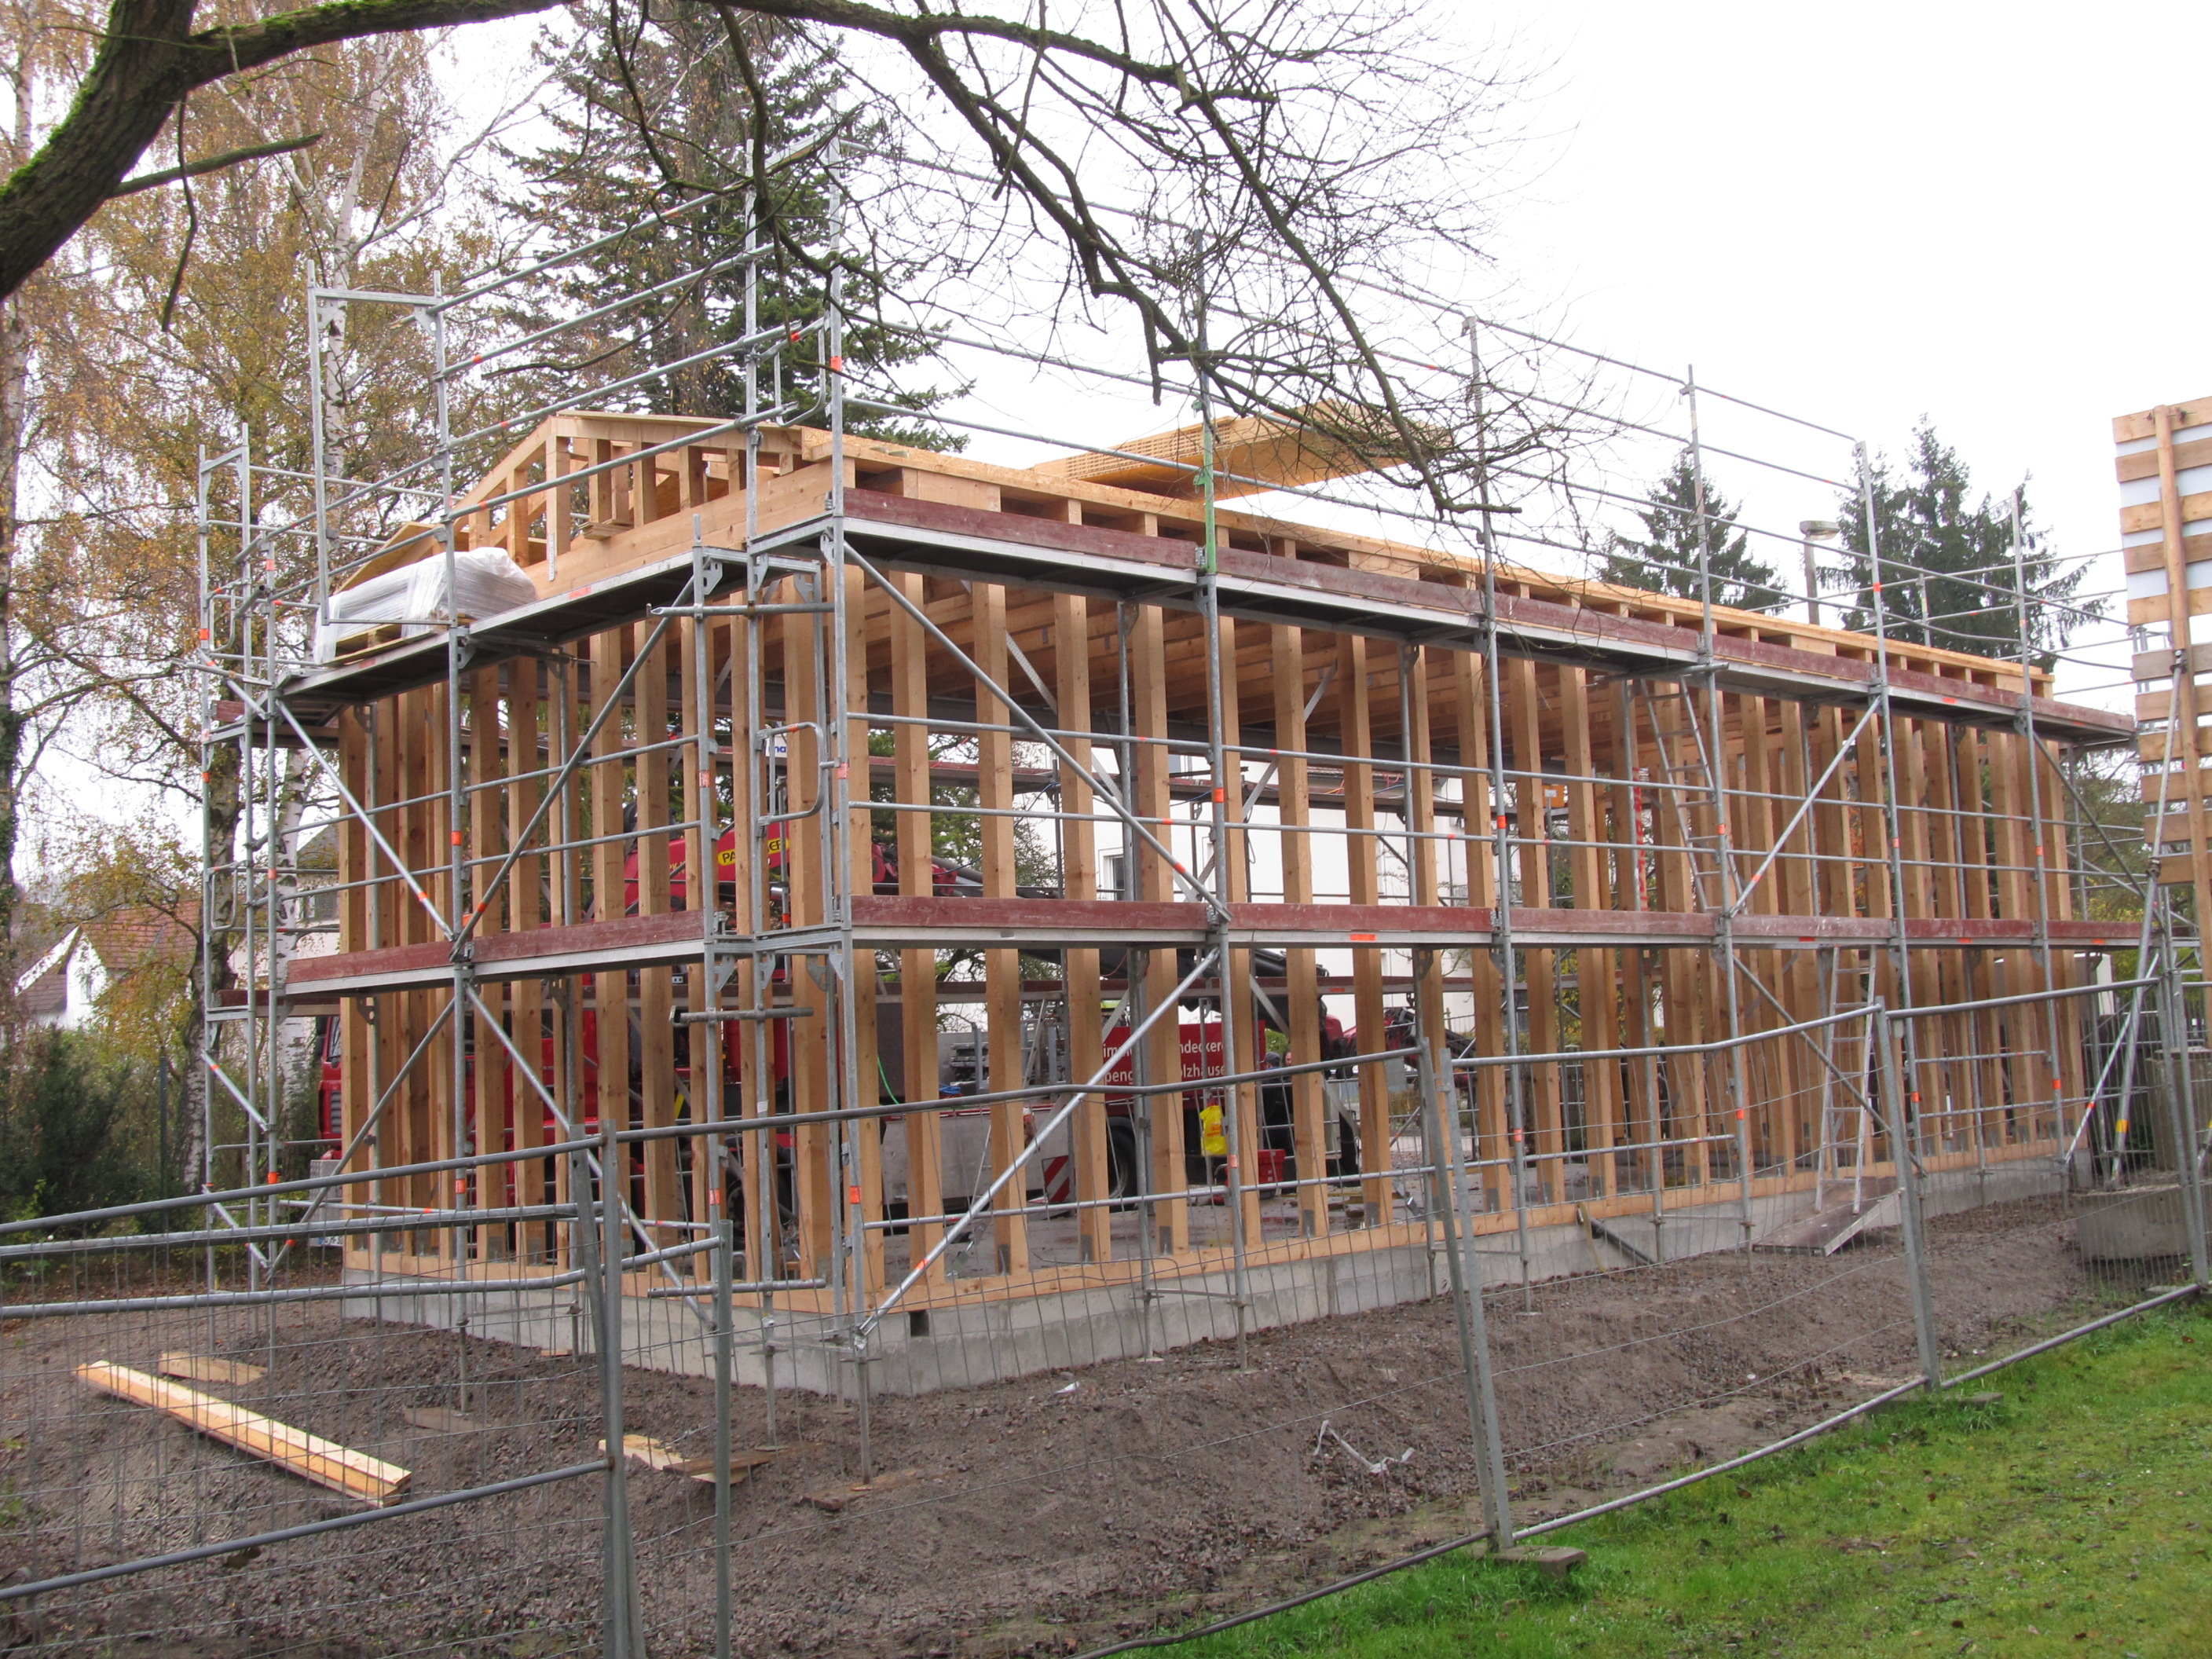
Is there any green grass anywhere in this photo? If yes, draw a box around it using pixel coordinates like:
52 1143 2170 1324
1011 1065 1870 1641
1177 1302 2212 1658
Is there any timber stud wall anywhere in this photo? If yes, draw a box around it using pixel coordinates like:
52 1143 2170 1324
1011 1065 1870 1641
2120 395 2212 915
290 410 2134 1316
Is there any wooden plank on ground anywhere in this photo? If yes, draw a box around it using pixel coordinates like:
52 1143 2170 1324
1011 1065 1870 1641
602 1433 779 1484
156 1353 266 1386
79 1361 409 1505
402 1406 479 1434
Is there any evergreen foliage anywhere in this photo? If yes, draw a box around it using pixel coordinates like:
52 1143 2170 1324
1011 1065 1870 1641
1830 422 2098 669
1599 449 1787 613
496 3 958 445
0 1031 147 1225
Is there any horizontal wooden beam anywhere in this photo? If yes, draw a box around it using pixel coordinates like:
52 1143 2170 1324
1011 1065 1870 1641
2115 398 2212 443
278 493 2130 745
280 899 2131 999
289 909 710 994
77 1361 409 1505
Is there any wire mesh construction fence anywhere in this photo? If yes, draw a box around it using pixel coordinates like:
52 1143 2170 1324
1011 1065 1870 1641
4 976 2204 1659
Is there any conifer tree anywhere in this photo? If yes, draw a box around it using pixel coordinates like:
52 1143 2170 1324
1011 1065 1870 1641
1829 423 2097 669
1599 449 1787 613
496 2 957 445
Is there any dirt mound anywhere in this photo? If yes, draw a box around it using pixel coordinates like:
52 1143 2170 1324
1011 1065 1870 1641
0 1192 2117 1657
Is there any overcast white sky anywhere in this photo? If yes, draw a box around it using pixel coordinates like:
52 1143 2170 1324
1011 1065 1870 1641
878 0 2211 708
1442 0 2205 705
46 3 2199 864
936 0 2207 706
329 4 2212 681
437 0 2207 721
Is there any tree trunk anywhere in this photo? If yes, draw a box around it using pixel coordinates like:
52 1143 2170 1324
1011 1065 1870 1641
0 31 34 983
0 293 23 973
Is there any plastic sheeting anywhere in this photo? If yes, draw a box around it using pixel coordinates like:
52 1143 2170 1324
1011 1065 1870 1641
313 550 540 663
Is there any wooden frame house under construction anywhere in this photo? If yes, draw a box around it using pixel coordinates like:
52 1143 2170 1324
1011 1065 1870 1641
207 394 2135 1382
191 206 2159 1390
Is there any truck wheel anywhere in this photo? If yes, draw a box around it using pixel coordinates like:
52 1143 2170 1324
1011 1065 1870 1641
1107 1119 1140 1204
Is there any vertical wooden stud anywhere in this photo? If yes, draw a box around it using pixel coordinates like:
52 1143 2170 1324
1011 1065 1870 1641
1055 592 1111 1263
891 573 945 1278
1271 624 1327 1237
974 582 1031 1273
1132 605 1187 1254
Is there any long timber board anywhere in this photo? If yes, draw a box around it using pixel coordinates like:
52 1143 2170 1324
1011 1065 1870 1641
280 496 2132 745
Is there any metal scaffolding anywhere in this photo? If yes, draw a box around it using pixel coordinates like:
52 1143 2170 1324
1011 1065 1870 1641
163 148 2203 1658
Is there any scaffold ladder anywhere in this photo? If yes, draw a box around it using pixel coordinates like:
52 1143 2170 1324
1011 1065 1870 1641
1636 683 1731 911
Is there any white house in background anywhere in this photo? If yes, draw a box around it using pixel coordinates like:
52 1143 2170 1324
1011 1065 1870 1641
17 907 200 1031
16 927 108 1029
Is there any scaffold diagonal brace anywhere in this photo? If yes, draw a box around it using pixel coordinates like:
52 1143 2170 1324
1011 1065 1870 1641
859 945 1221 1339
273 698 454 942
846 545 1230 924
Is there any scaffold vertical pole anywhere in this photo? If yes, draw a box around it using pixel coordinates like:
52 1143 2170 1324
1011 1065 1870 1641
595 1104 643 1658
2160 951 2210 1292
818 136 877 1478
1860 446 1923 1158
1686 366 1756 1247
2010 491 2065 1142
696 527 736 1659
1463 317 1533 1298
1419 950 1511 1547
1873 1003 1942 1392
1192 249 1253 1369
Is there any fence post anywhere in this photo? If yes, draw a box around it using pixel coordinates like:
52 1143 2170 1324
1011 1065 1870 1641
712 1133 736 1659
577 1126 644 1659
2159 956 2211 1293
1873 1004 1943 1391
1415 953 1514 1546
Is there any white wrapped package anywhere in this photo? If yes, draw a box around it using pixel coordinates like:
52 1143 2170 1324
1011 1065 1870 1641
314 549 540 662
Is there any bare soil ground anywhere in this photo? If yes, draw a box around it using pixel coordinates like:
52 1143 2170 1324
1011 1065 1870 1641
0 1191 2152 1658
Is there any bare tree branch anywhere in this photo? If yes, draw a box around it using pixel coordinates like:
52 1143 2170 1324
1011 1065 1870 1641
108 130 324 198
0 0 569 298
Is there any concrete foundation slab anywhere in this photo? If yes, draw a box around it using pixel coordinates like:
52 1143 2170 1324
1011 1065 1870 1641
2075 1185 2192 1262
339 1160 2089 1396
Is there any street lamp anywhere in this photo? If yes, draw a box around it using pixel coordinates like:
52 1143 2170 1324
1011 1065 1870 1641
1799 520 1840 628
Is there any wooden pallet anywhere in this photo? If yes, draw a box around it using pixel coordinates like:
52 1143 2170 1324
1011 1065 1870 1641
602 1433 782 1484
1756 1183 1899 1254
